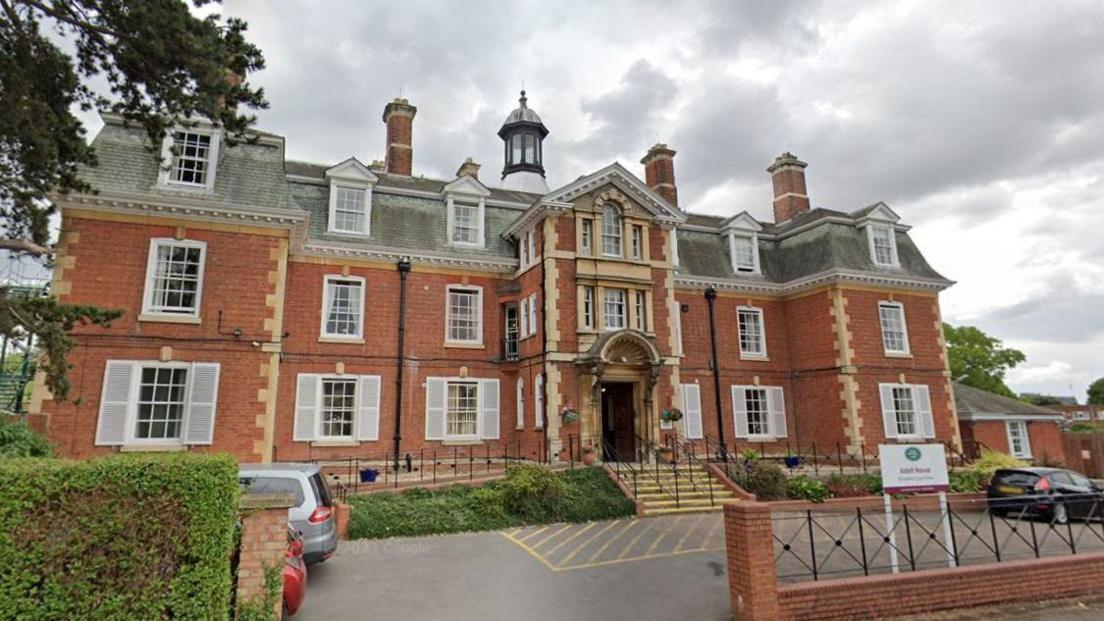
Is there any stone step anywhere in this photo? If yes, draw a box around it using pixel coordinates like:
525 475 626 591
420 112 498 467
636 493 734 502
644 505 727 516
640 496 727 507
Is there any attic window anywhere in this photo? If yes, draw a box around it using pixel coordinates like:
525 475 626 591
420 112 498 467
447 196 485 248
729 233 760 274
159 129 220 190
869 224 899 267
332 187 368 234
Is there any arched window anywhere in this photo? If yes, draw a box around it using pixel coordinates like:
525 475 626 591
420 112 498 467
602 204 622 257
534 373 544 428
516 378 525 430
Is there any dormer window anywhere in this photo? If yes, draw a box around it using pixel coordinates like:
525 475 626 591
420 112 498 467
158 129 220 190
869 224 899 267
601 204 622 257
324 158 378 236
448 197 483 246
730 234 760 274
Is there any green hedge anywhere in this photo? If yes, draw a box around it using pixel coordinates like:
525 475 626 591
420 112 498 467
0 453 240 620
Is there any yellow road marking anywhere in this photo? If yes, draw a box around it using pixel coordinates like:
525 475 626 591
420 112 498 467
519 526 549 543
702 514 722 547
545 522 597 556
617 517 659 559
586 519 639 563
645 515 683 556
558 546 724 572
558 519 623 567
529 523 572 549
499 531 559 572
673 514 707 553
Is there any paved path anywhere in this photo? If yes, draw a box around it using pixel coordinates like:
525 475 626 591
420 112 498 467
296 514 731 621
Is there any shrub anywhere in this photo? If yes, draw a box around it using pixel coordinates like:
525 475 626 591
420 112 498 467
0 453 239 620
0 417 52 458
785 475 830 502
948 469 985 493
971 448 1028 481
499 464 567 521
825 473 883 497
558 467 635 522
740 461 788 500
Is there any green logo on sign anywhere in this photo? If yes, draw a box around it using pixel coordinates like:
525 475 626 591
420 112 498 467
905 447 922 461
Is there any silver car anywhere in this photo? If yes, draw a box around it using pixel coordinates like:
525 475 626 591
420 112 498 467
239 463 338 564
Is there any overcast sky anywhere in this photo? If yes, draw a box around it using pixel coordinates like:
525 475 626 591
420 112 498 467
73 1 1104 400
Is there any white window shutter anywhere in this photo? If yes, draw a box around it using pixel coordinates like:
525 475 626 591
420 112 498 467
425 378 446 440
520 298 529 336
682 384 703 439
294 374 320 442
534 374 544 429
356 375 382 441
95 361 135 446
184 363 220 445
879 383 898 439
768 387 787 438
529 294 537 335
516 378 525 430
915 385 935 438
732 386 749 438
481 378 500 439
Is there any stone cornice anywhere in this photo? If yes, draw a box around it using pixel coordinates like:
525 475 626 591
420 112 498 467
55 191 305 228
674 268 954 295
299 241 518 273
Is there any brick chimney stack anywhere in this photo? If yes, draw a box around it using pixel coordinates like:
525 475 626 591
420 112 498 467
641 143 678 207
767 152 810 223
456 158 481 180
382 98 417 176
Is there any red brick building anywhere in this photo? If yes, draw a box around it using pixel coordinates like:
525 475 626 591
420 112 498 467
33 92 964 464
953 383 1064 462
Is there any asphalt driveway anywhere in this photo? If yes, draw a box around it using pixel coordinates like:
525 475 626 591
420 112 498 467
295 513 731 621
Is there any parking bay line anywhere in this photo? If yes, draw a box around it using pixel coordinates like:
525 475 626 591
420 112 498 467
499 530 561 572
544 522 598 557
645 515 683 556
585 519 640 564
528 524 573 549
673 514 708 553
557 519 624 567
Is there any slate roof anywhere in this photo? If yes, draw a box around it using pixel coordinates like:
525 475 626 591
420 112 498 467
954 383 1063 420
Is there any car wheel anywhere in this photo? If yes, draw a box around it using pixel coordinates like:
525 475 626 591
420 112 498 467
1052 503 1069 524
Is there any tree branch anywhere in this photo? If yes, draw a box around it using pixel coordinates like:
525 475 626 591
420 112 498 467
0 238 52 256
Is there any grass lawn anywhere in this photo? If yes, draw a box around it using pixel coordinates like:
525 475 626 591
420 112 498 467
346 466 635 540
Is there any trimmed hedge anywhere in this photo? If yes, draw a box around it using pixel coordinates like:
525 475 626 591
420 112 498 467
0 453 240 620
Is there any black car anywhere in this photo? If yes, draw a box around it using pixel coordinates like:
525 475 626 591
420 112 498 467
987 467 1104 524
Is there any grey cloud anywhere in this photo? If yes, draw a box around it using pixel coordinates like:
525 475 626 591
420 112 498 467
975 276 1104 343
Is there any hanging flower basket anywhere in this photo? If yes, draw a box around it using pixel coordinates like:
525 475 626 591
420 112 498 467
661 408 684 423
560 406 580 425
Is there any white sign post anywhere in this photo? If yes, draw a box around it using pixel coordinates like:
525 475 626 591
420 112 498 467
879 444 953 571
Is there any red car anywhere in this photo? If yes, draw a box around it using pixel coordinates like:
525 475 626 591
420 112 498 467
284 525 307 617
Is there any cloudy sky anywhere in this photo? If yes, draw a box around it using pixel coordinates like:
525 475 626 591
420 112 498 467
72 0 1104 400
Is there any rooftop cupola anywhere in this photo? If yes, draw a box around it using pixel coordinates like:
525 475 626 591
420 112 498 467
498 90 549 193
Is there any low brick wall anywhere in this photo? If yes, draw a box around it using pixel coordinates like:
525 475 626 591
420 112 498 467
723 501 1104 621
237 494 293 618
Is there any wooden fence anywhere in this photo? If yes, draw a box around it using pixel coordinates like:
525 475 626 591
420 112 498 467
1061 431 1104 477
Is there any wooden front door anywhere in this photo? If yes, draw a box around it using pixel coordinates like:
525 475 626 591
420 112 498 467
601 383 636 462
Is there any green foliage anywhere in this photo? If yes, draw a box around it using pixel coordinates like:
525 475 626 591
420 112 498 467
739 448 760 463
236 564 281 621
971 448 1029 481
944 323 1026 398
785 474 830 502
0 453 240 620
0 415 51 458
825 473 883 497
347 466 634 540
948 469 985 493
1019 393 1066 406
1089 377 1104 405
499 464 566 521
1069 422 1104 433
738 461 788 501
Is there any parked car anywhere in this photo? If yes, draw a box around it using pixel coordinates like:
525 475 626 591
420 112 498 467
240 463 337 564
284 525 307 617
987 467 1104 523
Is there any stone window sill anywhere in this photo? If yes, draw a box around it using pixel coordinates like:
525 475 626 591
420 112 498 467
884 351 913 359
739 355 770 362
310 440 359 448
120 443 186 452
319 336 365 344
442 439 483 446
444 341 485 349
138 313 201 325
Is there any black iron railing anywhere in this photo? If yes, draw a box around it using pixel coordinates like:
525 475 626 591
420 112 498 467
772 493 1104 583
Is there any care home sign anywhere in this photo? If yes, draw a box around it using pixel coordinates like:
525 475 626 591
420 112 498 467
879 444 950 494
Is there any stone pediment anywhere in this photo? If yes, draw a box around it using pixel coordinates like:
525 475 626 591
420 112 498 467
578 329 661 367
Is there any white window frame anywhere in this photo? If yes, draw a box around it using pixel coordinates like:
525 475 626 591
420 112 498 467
867 224 900 267
634 290 647 331
328 183 372 235
737 306 767 359
580 219 593 256
96 360 220 448
731 385 787 440
318 376 358 439
603 288 626 331
158 128 221 191
879 383 935 440
582 286 595 330
320 275 366 340
528 293 537 338
601 204 623 257
1006 420 1032 459
445 379 482 441
520 296 530 337
444 285 484 346
878 301 910 355
528 228 537 265
142 238 207 320
631 225 644 260
447 195 485 248
729 232 760 274
516 378 525 430
520 231 529 266
672 300 684 356
534 373 544 429
671 228 680 268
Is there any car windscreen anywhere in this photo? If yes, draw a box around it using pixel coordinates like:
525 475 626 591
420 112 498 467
309 472 333 507
240 476 306 507
991 471 1039 487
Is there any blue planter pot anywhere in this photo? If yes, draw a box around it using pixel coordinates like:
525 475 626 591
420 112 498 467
360 468 379 483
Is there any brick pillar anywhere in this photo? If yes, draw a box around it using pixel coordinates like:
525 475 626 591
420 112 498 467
724 501 781 621
334 501 351 540
237 494 294 618
767 152 810 223
383 98 417 176
641 143 678 207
